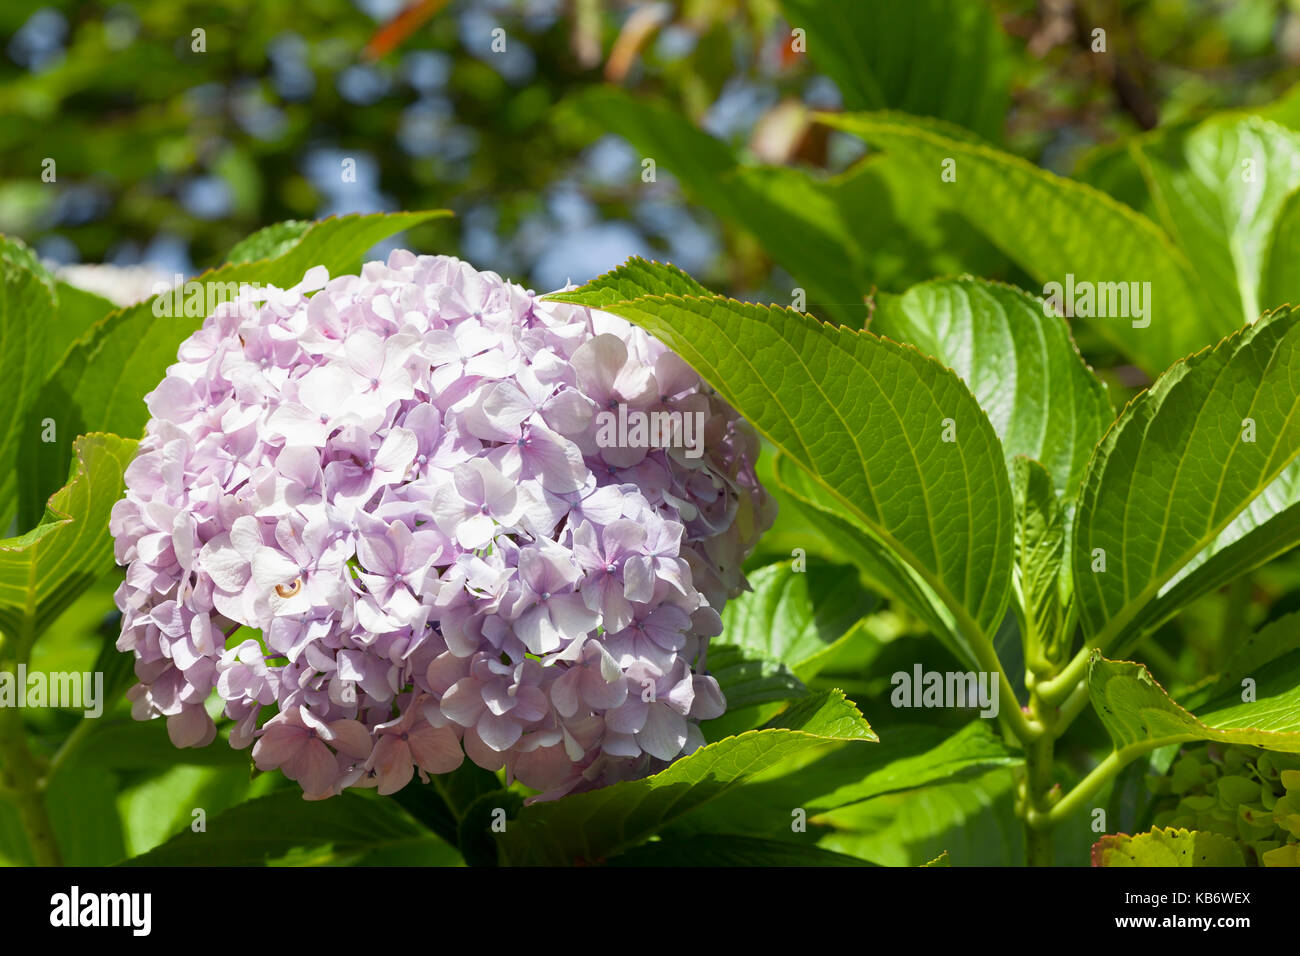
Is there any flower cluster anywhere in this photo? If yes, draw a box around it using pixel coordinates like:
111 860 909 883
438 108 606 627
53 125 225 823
110 252 774 800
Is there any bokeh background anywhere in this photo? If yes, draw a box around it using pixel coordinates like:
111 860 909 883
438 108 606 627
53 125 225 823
2 0 1299 304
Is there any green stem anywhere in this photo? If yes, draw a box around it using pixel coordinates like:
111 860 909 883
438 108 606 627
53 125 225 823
0 704 60 866
1023 732 1056 866
1035 645 1094 706
1040 750 1127 827
45 716 96 782
962 616 1040 745
0 607 63 866
1051 678 1092 736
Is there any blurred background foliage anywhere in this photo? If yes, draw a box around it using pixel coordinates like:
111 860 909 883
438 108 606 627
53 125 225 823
2 0 1299 300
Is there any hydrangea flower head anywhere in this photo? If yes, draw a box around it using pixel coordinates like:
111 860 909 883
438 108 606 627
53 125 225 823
110 252 775 800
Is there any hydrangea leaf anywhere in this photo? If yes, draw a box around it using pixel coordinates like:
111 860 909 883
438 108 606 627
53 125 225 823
817 766 1026 866
823 112 1213 374
1013 457 1075 671
0 235 119 530
1261 843 1300 867
0 251 56 533
872 277 1112 499
497 689 875 866
607 834 874 867
1184 611 1300 710
391 764 503 849
665 721 1021 841
549 259 1016 662
1091 827 1246 866
120 790 435 866
778 0 1012 142
44 764 126 866
1134 462 1300 658
1133 115 1300 326
1088 650 1300 755
718 558 879 682
223 219 313 263
26 210 450 521
1262 186 1300 310
63 719 255 769
1071 305 1300 652
826 150 1012 289
770 451 965 664
0 433 138 642
1 233 118 361
706 643 808 711
15 278 120 532
457 789 523 868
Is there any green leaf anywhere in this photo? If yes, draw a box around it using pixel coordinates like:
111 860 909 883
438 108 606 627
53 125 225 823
1134 115 1300 326
391 762 502 848
1071 306 1300 652
829 154 1014 291
0 233 51 277
823 112 1213 373
1194 611 1300 707
810 720 1020 810
70 719 254 769
779 0 1012 142
224 219 313 263
1138 462 1300 657
718 558 878 681
817 766 1025 866
872 277 1112 498
771 452 964 661
1091 827 1246 866
49 280 116 365
117 764 265 858
120 789 429 866
349 837 464 866
497 689 875 865
0 235 117 369
456 788 523 867
27 210 450 517
549 259 1016 663
0 433 137 641
667 721 1020 841
0 254 55 532
0 238 117 531
607 834 874 866
1088 650 1300 755
1013 458 1075 672
706 642 808 711
1263 186 1300 311
44 764 125 866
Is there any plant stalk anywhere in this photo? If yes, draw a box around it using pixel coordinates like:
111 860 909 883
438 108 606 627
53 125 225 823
0 701 61 866
0 609 63 866
1022 708 1057 865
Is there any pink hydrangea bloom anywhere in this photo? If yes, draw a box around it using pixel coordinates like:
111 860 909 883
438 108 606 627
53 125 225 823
110 253 775 801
